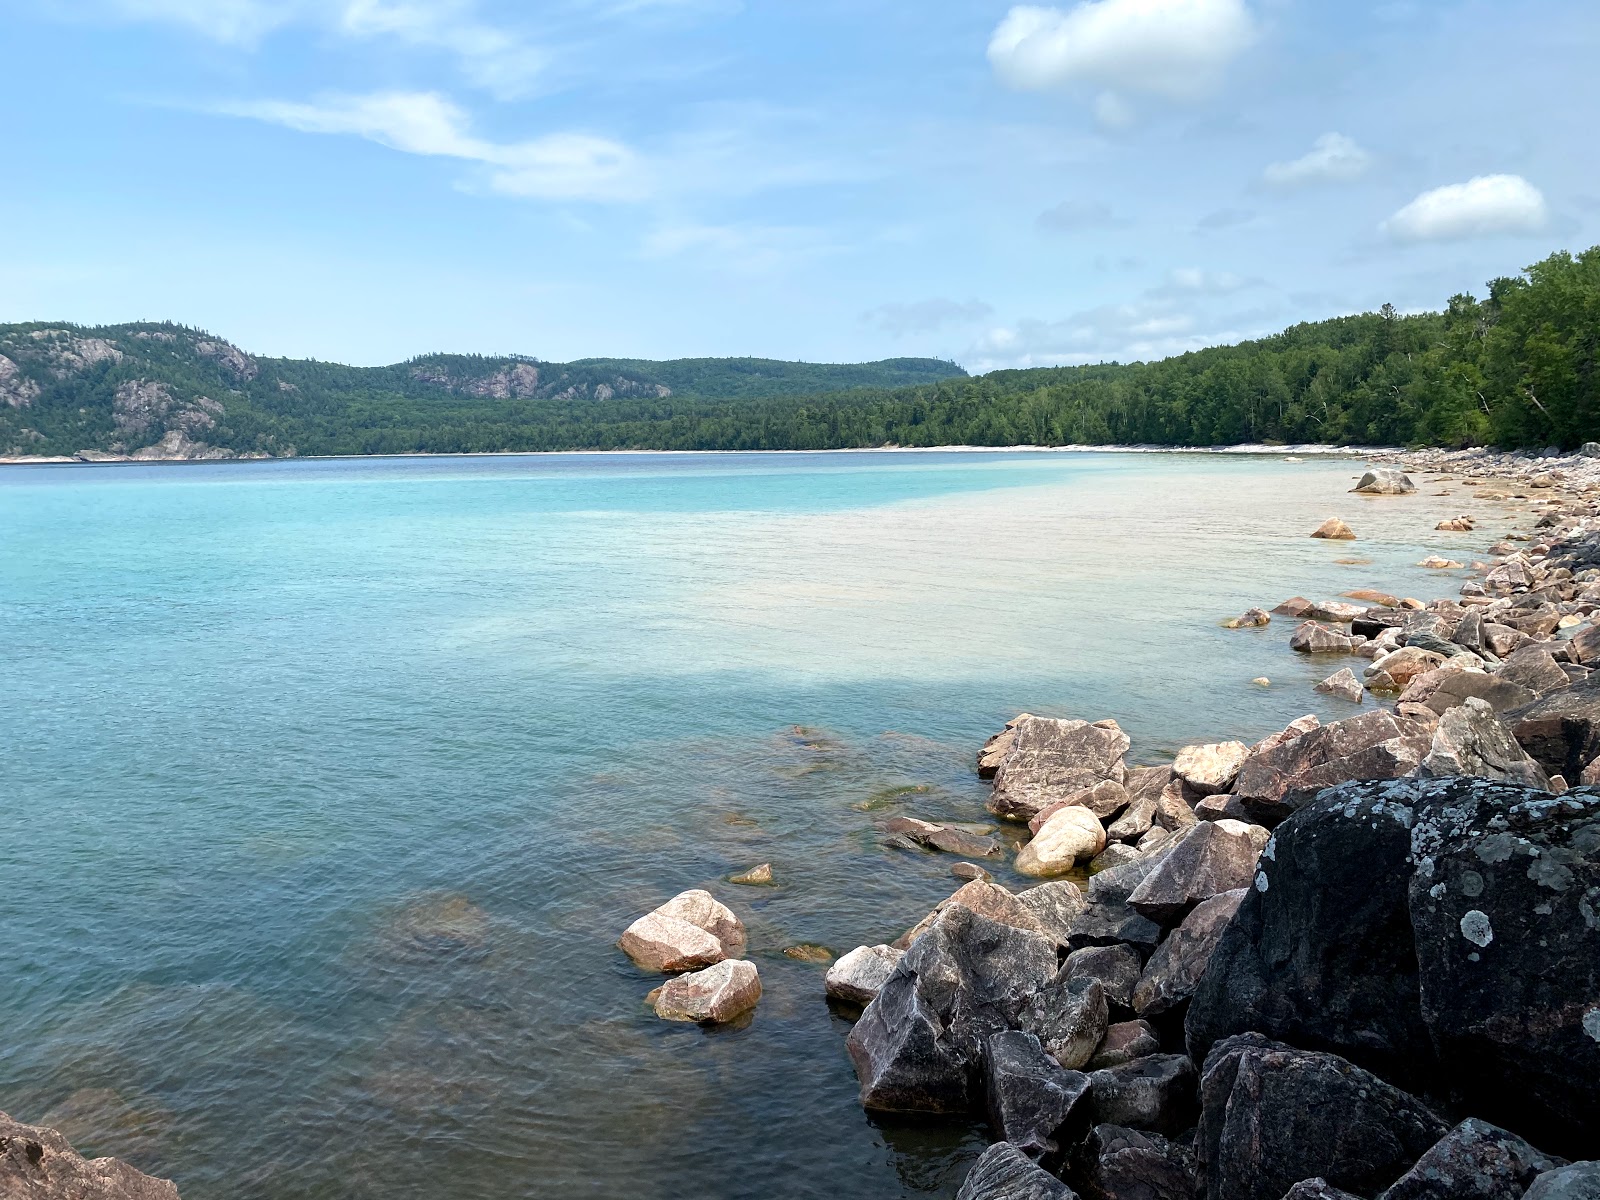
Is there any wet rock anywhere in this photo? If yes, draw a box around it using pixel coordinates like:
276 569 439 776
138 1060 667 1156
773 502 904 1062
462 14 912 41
1421 555 1466 569
847 906 1059 1113
1503 676 1600 780
729 863 773 885
1196 1034 1448 1200
1186 782 1434 1084
984 1030 1095 1162
1290 621 1366 653
1070 1124 1197 1200
1172 742 1249 796
1017 807 1109 878
990 717 1132 823
652 958 762 1023
954 861 994 882
1314 668 1364 703
1354 468 1416 495
1031 781 1132 832
1311 518 1357 540
0 1112 179 1200
1086 1020 1161 1070
1407 784 1600 1156
618 889 745 971
1346 589 1402 607
1126 821 1269 925
956 1141 1077 1200
1419 697 1551 787
1088 1054 1197 1136
825 944 904 1006
899 879 1051 949
1222 608 1271 629
783 942 834 963
383 893 491 959
1023 975 1109 1071
1378 1118 1563 1200
1064 944 1143 1011
1131 889 1246 1018
1523 1163 1600 1200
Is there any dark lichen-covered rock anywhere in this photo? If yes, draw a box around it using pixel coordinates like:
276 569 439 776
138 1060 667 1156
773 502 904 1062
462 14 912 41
1280 1183 1362 1200
1196 1034 1448 1200
1407 784 1600 1157
1068 1123 1196 1200
847 905 1058 1113
983 1030 1094 1163
1378 1118 1564 1200
957 1141 1079 1200
0 1111 180 1199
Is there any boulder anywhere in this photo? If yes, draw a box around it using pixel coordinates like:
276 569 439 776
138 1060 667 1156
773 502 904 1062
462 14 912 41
1172 743 1249 796
1419 697 1551 787
652 958 762 1023
1232 710 1433 827
1186 782 1435 1085
983 1030 1094 1162
1067 853 1167 955
1408 784 1600 1156
847 906 1059 1113
1106 768 1173 842
991 717 1131 823
1568 622 1600 666
1018 881 1092 947
1064 944 1144 1012
1031 781 1132 832
1087 1020 1162 1070
1311 518 1357 540
1126 822 1269 925
1154 780 1199 835
1314 668 1364 703
1069 1124 1197 1200
617 912 727 973
1281 1183 1362 1200
1022 976 1110 1071
1274 597 1316 618
1504 676 1600 780
899 879 1051 949
1089 844 1142 873
1196 1034 1448 1200
1017 807 1109 878
1378 1118 1564 1200
1366 646 1447 690
1290 622 1366 653
1413 670 1535 716
1353 468 1416 495
1088 1055 1197 1136
825 944 904 1006
1222 608 1271 629
1523 1164 1600 1200
0 1112 179 1200
980 714 1037 779
1345 589 1401 607
1131 889 1246 1018
1194 794 1251 823
956 1142 1077 1200
1454 607 1486 651
1308 600 1368 623
1497 648 1573 697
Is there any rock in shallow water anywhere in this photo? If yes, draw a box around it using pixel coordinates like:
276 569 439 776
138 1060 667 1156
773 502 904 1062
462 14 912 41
825 944 903 1005
0 1111 180 1200
1310 518 1356 540
1016 806 1107 878
1353 467 1416 495
652 958 762 1023
956 1141 1077 1200
617 912 727 973
983 1030 1093 1162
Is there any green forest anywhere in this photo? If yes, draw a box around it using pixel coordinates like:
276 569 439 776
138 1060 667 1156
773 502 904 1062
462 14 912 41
3 245 1598 458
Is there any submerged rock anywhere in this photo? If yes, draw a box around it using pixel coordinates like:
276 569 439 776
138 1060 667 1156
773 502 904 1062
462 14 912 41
0 1111 179 1200
652 958 762 1023
729 863 774 885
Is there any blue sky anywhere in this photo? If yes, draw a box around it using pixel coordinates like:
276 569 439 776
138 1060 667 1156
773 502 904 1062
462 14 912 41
3 0 1598 369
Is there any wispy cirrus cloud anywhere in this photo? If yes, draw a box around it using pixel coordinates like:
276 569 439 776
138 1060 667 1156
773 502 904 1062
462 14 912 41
219 91 643 200
1263 132 1372 187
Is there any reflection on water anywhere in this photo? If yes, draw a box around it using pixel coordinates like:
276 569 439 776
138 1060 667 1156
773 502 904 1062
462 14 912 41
0 451 1503 1197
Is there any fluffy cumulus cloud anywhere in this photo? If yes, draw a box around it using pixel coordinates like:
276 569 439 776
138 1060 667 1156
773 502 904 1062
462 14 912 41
988 0 1258 124
222 91 641 200
1383 174 1549 242
1263 133 1372 187
862 299 994 336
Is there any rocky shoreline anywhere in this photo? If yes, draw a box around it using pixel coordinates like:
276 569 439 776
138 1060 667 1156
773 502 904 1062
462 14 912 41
617 446 1600 1200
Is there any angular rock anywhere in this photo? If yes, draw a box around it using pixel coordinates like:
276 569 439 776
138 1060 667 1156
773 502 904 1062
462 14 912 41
1415 669 1535 716
1568 621 1600 666
1031 781 1132 832
652 958 762 1023
980 714 1037 779
1193 794 1251 823
1131 889 1246 1018
1366 646 1447 690
825 944 904 1006
984 1030 1094 1162
1154 780 1199 835
618 912 728 973
1419 697 1551 787
0 1112 179 1200
1089 844 1142 873
1196 1034 1448 1200
729 862 773 885
1232 710 1433 827
1070 1124 1197 1200
1290 621 1365 653
1017 807 1108 878
1088 1055 1197 1136
1282 1184 1362 1200
1311 518 1357 540
1066 851 1168 955
1274 596 1316 617
1022 975 1110 1071
1454 607 1486 651
1087 1021 1161 1071
1523 1164 1600 1200
991 717 1132 823
1017 880 1092 947
1308 600 1368 623
1353 467 1416 495
1063 944 1143 1011
1504 676 1600 780
956 1142 1077 1200
1314 667 1363 703
1126 821 1269 925
899 879 1050 949
848 906 1059 1113
1172 742 1249 796
1106 775 1164 842
1378 1118 1564 1200
1497 647 1573 697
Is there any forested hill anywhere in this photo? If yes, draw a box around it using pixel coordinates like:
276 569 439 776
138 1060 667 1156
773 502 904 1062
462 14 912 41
3 245 1597 459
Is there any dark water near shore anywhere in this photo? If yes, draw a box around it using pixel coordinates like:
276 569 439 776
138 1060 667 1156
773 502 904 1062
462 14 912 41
0 451 1506 1197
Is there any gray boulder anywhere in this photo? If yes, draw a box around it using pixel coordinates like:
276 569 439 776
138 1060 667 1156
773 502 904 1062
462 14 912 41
825 944 904 1006
1378 1118 1564 1200
1087 1054 1197 1136
1197 1034 1448 1200
991 717 1131 823
1067 850 1168 956
1069 1124 1196 1200
1503 676 1600 780
1087 1020 1161 1070
984 1030 1094 1163
1281 1184 1362 1200
957 1142 1078 1200
1132 888 1246 1018
0 1111 180 1200
1064 944 1144 1012
1019 881 1093 947
1353 467 1417 495
1022 975 1109 1071
1523 1163 1600 1200
1420 697 1551 787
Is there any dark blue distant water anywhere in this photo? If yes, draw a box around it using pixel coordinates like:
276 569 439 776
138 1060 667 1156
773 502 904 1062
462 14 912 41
0 450 1490 1198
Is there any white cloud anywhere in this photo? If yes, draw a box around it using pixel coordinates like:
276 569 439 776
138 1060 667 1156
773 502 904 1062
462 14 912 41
222 91 641 201
1263 133 1372 187
1382 174 1549 242
107 0 293 44
988 0 1258 115
863 299 994 337
1163 266 1250 293
337 0 546 98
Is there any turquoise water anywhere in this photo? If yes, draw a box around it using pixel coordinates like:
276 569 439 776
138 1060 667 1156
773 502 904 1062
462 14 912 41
0 451 1498 1198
